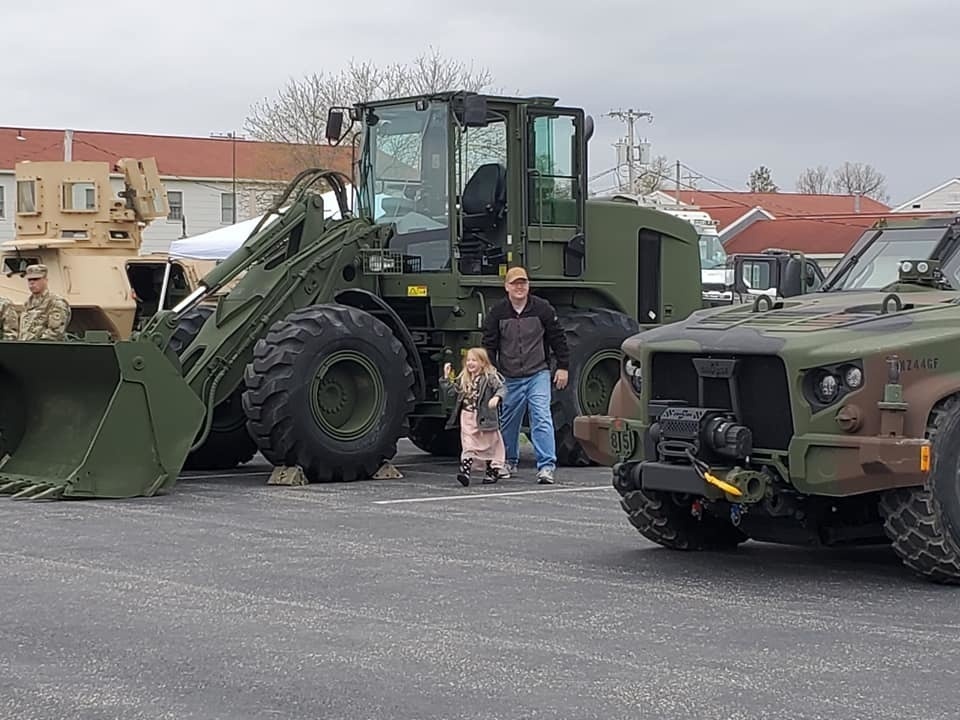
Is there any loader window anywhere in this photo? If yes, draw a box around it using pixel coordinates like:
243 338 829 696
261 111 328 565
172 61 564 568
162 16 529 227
455 115 509 275
359 101 451 272
528 114 580 226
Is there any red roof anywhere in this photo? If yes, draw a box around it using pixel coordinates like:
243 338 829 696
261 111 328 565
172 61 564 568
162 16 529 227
662 189 890 228
725 211 957 255
0 126 353 181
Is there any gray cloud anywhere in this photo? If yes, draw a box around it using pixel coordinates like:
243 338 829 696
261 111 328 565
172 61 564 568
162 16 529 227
3 0 957 203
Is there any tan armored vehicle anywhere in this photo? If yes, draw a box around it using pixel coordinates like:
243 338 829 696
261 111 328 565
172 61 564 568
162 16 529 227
3 157 209 338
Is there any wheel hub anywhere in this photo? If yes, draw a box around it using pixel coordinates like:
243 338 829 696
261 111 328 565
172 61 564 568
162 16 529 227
309 351 384 441
578 350 621 415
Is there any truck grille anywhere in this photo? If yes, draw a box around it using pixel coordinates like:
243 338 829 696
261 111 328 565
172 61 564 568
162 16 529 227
649 352 793 451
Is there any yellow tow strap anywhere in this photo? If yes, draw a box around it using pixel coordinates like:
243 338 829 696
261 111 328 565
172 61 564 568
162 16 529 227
704 471 743 497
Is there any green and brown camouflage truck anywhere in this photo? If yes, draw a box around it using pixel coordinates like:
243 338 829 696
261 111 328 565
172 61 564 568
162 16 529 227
574 213 960 584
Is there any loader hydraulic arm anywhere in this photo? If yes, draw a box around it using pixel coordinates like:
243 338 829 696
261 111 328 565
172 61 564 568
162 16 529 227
139 169 356 346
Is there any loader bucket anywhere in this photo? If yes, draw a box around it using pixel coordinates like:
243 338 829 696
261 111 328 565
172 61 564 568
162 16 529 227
0 337 206 501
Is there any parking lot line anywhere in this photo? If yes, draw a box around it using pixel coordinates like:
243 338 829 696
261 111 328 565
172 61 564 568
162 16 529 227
373 486 613 505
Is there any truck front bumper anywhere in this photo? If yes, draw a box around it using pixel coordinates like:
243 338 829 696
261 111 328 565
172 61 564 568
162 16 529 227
572 415 644 467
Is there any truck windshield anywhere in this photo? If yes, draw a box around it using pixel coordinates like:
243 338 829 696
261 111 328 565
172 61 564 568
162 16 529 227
825 227 948 290
699 234 727 269
357 101 451 271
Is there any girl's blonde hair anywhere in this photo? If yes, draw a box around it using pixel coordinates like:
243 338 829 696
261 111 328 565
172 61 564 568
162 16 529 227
455 347 498 392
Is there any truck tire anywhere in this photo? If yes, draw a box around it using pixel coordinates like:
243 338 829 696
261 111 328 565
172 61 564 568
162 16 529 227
552 309 640 467
169 305 258 471
407 417 461 457
619 483 748 551
879 395 960 584
242 304 415 482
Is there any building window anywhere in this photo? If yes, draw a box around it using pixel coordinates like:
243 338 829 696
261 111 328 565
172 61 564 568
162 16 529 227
221 193 235 224
0 186 4 218
167 190 183 220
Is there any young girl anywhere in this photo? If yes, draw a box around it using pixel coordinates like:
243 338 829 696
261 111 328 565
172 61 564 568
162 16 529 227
441 347 508 487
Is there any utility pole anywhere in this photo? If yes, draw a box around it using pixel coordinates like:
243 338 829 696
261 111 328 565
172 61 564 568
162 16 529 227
606 108 653 193
211 131 240 223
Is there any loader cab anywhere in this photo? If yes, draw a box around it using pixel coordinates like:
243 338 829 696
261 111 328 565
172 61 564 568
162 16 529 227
337 92 589 279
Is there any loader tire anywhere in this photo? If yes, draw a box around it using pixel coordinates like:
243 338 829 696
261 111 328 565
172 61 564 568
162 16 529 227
879 395 960 584
552 309 640 467
242 304 415 482
169 305 258 471
407 417 461 457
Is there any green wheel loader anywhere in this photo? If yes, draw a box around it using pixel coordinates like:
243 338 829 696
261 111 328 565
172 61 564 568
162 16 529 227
0 91 710 501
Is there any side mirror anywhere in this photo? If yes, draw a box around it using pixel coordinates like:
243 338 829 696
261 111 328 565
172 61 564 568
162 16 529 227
779 256 804 297
584 115 595 143
462 94 488 127
325 109 345 143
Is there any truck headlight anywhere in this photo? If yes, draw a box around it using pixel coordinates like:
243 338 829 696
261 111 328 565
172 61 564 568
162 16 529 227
624 357 642 395
803 360 864 410
815 371 840 404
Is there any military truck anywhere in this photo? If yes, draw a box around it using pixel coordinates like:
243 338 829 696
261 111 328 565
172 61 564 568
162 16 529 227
0 90 716 499
573 213 960 584
3 157 206 337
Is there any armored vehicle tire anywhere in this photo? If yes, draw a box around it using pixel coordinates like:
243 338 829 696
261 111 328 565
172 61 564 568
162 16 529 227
618 469 748 550
879 396 960 584
552 309 641 467
169 305 258 471
407 417 461 457
242 303 416 482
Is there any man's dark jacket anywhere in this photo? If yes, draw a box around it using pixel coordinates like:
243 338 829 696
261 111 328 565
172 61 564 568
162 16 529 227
481 294 569 379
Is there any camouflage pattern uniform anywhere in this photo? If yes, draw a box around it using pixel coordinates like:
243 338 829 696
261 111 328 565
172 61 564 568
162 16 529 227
19 265 70 341
0 298 19 340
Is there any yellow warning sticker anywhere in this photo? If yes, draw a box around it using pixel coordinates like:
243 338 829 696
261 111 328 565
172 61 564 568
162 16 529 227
407 285 428 297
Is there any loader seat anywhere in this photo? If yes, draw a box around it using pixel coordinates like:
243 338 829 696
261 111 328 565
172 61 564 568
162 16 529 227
459 163 508 275
461 163 506 231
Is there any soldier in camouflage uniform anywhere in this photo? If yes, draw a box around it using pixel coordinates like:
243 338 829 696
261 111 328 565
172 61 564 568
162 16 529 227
18 264 70 341
0 297 19 340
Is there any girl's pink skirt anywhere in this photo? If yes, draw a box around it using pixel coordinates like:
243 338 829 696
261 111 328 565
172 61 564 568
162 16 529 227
460 409 506 467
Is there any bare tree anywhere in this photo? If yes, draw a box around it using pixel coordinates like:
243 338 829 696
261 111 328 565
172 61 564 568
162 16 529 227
748 165 778 192
795 165 832 194
244 47 495 171
635 155 673 194
830 161 889 203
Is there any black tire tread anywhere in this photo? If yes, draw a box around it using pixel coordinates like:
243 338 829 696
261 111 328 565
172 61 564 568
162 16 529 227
879 395 960 584
619 486 748 551
407 417 461 457
170 305 257 471
553 309 640 467
242 304 415 482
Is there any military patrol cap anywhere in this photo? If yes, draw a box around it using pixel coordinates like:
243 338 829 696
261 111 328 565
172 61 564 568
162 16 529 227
24 264 47 279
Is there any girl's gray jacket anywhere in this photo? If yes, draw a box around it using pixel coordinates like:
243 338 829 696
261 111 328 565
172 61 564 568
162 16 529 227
440 372 507 431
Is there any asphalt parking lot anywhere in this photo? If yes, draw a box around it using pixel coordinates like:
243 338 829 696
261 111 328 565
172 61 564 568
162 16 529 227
0 441 958 720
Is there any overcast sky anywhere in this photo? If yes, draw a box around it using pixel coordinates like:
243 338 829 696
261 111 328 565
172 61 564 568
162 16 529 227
4 0 957 205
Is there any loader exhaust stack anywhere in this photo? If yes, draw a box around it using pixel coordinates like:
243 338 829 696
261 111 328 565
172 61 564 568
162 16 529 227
0 336 206 500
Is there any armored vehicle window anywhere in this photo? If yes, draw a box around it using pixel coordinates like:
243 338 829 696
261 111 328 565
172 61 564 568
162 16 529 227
16 180 36 214
62 181 97 212
829 227 945 290
3 256 39 274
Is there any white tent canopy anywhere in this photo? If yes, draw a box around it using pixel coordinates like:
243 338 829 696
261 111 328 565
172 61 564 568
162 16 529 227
167 186 355 261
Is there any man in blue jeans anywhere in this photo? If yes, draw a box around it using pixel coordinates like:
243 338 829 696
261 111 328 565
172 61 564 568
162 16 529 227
481 266 569 484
